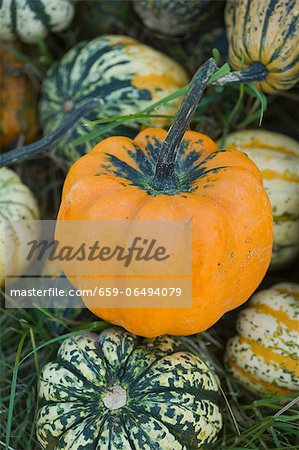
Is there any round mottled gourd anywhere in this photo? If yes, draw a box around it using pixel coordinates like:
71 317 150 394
0 167 40 286
224 0 299 93
224 130 299 270
0 0 75 44
225 282 299 395
40 35 189 165
36 327 223 449
0 42 38 149
133 0 209 36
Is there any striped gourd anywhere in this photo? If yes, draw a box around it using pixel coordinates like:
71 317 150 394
133 0 209 36
0 167 40 286
224 0 299 93
224 130 299 270
0 0 74 44
225 282 299 395
39 35 189 165
36 327 222 449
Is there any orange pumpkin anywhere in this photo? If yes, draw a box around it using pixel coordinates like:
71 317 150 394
56 59 273 338
0 42 38 150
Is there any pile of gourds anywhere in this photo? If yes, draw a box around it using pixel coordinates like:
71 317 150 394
1 0 298 449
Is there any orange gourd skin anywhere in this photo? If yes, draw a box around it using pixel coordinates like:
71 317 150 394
56 129 273 337
0 42 38 149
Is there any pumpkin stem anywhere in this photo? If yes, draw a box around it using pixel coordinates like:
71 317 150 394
152 58 218 191
215 62 268 86
0 98 101 167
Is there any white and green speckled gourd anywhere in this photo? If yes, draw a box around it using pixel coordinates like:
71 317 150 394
0 0 75 44
225 282 299 396
0 167 40 286
133 0 209 36
223 130 299 270
36 327 223 449
38 35 189 165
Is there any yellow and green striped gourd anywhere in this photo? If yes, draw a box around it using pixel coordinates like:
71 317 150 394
225 282 299 395
225 0 299 93
224 130 299 270
0 167 40 285
39 35 189 165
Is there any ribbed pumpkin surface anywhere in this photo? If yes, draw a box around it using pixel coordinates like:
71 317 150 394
56 127 273 337
224 130 299 270
40 35 189 165
36 328 222 449
0 0 75 43
225 0 299 93
0 167 40 286
225 282 299 395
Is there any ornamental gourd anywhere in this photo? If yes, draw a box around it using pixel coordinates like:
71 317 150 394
55 59 273 338
220 0 299 93
225 282 299 395
133 0 210 36
39 35 189 165
0 167 40 286
0 0 75 44
36 327 223 449
223 130 299 270
0 42 38 150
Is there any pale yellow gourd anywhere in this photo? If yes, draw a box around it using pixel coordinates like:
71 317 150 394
0 167 40 285
225 282 299 395
223 130 299 270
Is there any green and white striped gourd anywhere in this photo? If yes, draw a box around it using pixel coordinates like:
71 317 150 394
224 130 299 270
133 0 209 36
225 282 299 395
0 167 40 286
0 0 75 44
36 327 222 449
39 35 189 166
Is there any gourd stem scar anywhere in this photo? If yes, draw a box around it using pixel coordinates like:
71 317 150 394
102 385 127 410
